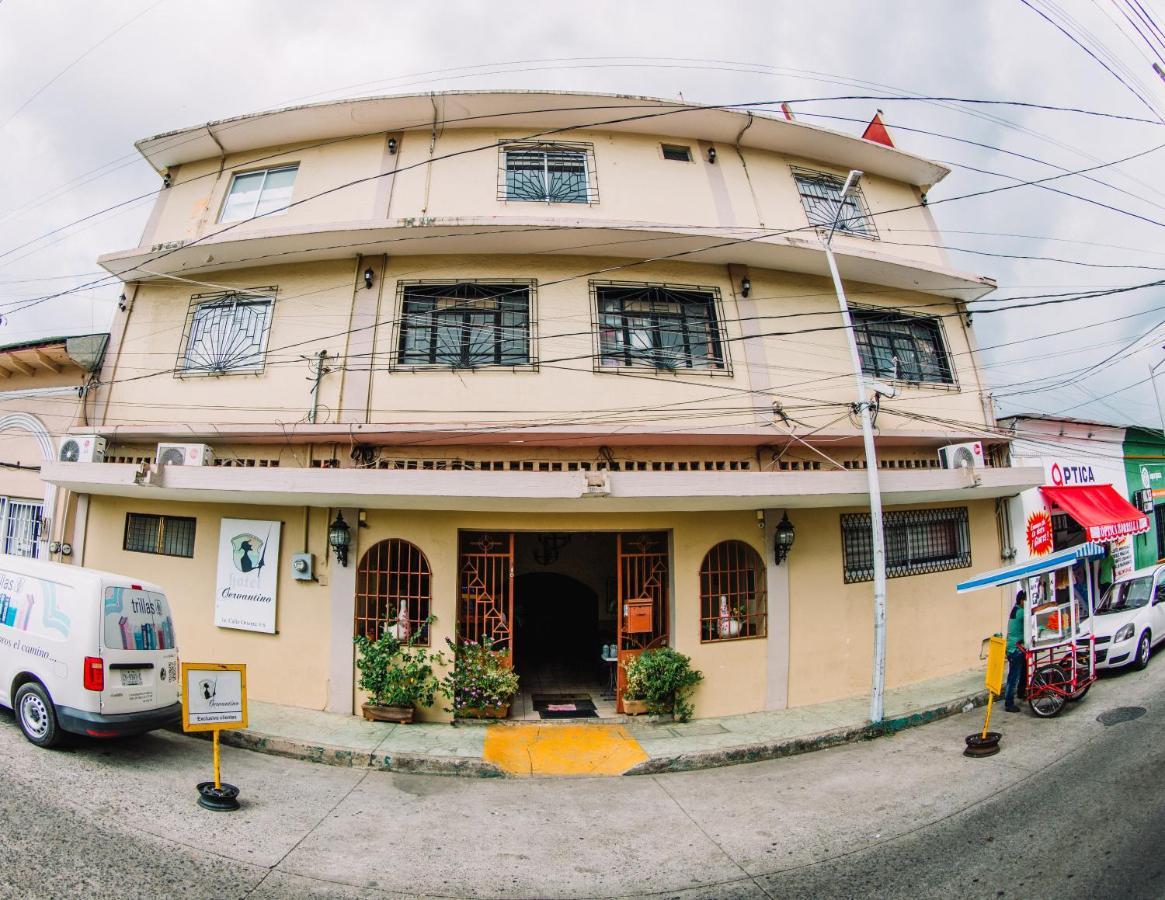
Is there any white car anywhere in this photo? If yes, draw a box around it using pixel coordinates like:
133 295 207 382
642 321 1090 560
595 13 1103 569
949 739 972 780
1092 564 1165 671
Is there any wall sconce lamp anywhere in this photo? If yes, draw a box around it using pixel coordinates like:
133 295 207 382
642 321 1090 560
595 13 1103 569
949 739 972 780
363 267 374 289
328 512 351 567
387 137 398 154
773 512 795 565
741 277 751 298
118 293 127 311
706 146 717 164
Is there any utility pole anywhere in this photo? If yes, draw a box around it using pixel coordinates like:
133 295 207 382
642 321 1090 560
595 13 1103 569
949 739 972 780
821 169 889 725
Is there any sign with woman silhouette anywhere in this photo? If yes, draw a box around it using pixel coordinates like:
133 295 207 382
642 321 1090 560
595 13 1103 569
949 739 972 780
214 518 281 633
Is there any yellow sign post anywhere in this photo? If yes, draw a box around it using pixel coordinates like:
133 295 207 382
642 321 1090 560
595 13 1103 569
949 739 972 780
181 662 248 811
966 636 1006 758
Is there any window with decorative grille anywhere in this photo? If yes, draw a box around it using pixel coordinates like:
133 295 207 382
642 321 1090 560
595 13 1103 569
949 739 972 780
355 539 432 644
851 309 953 385
178 289 275 374
841 507 971 583
219 165 298 222
594 281 728 371
500 143 596 203
661 144 692 162
792 169 876 237
396 281 534 368
699 540 767 642
123 513 196 558
0 498 42 558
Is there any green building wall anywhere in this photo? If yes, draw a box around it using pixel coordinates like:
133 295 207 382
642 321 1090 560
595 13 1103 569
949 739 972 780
1124 426 1165 569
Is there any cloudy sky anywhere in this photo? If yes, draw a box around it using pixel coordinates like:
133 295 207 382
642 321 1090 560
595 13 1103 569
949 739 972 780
2 0 1165 427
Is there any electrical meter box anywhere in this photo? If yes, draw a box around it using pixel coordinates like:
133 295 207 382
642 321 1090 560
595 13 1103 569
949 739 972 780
291 553 314 581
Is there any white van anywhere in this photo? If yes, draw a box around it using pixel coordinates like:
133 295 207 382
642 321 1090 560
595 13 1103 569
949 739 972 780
0 556 180 747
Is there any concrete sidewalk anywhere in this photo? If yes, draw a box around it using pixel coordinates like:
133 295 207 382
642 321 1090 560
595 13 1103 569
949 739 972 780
207 668 988 777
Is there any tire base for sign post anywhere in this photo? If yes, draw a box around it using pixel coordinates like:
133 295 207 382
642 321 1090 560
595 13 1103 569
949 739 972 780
963 732 1001 758
197 781 241 811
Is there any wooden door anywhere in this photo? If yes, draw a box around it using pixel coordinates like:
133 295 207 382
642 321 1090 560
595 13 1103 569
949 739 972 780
616 531 669 712
457 532 514 659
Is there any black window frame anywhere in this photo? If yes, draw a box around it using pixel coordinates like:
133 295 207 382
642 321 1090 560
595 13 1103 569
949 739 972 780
850 308 955 386
661 144 693 162
591 281 730 374
841 507 971 583
393 280 537 371
498 141 598 204
123 513 197 558
792 167 877 238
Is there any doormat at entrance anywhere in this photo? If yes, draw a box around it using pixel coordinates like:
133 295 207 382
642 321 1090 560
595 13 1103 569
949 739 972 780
532 696 598 719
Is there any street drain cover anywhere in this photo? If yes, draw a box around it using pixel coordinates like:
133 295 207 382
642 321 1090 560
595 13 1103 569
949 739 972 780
1097 706 1147 726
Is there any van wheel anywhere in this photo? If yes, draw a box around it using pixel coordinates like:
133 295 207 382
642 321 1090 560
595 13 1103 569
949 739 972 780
15 683 61 748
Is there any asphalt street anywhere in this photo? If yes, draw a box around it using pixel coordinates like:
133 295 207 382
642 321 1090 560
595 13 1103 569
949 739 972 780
1 660 1163 900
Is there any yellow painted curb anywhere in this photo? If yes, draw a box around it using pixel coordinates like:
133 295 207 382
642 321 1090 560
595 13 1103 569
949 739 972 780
483 723 649 776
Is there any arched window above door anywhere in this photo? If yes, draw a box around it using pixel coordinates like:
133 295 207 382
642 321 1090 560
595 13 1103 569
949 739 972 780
355 539 432 644
699 540 767 642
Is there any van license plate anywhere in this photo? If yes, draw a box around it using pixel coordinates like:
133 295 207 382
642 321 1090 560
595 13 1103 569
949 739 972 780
120 670 142 686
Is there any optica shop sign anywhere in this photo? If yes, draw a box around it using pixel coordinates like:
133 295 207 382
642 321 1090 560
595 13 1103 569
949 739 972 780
1048 462 1096 486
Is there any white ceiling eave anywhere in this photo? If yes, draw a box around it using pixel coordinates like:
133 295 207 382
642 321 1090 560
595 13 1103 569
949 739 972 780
135 90 949 189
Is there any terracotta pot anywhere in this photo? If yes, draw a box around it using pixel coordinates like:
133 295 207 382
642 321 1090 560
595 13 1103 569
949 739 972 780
362 703 414 724
459 703 510 719
623 698 648 715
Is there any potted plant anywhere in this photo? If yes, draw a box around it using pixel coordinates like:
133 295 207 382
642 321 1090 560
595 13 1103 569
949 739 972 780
621 656 649 715
354 619 445 724
623 647 703 722
442 635 519 719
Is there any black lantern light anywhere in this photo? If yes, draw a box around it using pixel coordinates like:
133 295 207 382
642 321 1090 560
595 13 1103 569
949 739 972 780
740 276 751 298
774 512 795 565
363 267 374 289
328 512 351 567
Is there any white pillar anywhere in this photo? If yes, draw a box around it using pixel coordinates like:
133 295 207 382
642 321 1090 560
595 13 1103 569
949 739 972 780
325 507 359 714
764 507 791 710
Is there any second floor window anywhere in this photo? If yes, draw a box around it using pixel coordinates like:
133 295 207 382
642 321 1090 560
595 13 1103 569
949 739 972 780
501 143 594 203
595 282 727 371
397 281 533 368
124 513 196 558
852 310 953 385
793 169 875 237
179 290 275 375
219 165 299 222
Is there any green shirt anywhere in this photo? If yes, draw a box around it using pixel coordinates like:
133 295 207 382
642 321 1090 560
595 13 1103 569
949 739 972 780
1006 607 1025 655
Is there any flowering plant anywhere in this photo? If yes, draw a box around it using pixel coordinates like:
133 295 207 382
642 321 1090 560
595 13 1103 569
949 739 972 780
354 617 446 709
441 636 519 716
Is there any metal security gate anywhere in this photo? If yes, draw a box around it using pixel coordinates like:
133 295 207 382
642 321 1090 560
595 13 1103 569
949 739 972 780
457 532 514 657
3 500 42 558
616 531 670 712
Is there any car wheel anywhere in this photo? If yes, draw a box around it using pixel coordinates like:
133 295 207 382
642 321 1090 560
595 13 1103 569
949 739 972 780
1134 632 1152 670
14 682 61 748
1029 666 1067 718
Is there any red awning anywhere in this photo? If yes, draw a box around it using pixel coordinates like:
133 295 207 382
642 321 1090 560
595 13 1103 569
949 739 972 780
1040 484 1150 542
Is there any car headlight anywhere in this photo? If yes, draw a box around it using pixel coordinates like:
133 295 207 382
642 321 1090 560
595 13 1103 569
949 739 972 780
1114 623 1135 643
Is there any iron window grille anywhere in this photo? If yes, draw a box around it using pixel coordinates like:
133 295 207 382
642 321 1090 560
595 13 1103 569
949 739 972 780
592 281 730 373
0 498 42 558
355 539 432 644
393 280 537 370
177 288 276 376
498 141 598 204
850 308 954 385
661 144 693 162
699 540 768 642
841 507 971 584
124 513 196 558
792 168 877 238
219 164 299 223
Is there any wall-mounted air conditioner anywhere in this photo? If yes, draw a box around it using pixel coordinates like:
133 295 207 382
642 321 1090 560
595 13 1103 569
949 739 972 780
938 441 984 470
58 435 106 463
155 443 214 467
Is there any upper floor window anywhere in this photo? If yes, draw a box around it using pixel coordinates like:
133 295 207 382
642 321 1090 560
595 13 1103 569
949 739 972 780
793 169 876 237
396 281 534 369
219 165 299 223
841 507 971 583
124 512 196 558
500 142 596 204
178 289 275 375
852 310 953 385
594 282 728 372
661 144 692 162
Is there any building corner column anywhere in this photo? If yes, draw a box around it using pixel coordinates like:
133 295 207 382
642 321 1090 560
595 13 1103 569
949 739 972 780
764 507 791 710
326 507 359 714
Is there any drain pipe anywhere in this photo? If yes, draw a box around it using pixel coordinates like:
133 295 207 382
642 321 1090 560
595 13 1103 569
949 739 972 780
733 112 765 226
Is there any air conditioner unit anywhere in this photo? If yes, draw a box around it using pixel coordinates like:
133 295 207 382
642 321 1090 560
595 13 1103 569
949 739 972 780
58 435 106 463
938 441 984 470
155 443 214 467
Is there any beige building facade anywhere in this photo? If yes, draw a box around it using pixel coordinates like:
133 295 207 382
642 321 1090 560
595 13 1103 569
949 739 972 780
41 91 1041 720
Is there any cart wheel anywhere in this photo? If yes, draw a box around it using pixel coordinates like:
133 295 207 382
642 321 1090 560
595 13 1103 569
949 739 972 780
1067 680 1091 702
1029 666 1067 718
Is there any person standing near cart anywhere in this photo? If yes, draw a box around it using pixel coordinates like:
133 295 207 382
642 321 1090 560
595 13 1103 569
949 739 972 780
1005 589 1027 712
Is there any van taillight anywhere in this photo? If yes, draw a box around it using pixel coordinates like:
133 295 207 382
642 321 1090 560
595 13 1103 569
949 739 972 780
83 656 104 692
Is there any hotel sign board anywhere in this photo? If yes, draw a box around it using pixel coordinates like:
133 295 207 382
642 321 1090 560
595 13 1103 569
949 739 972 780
181 663 248 732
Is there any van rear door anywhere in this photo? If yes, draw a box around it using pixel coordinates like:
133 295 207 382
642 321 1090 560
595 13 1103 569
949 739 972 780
100 586 179 715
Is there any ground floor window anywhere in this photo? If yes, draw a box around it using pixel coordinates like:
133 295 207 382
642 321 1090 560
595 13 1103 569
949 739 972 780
355 539 432 644
0 498 42 558
123 512 196 558
842 507 971 583
699 540 767 641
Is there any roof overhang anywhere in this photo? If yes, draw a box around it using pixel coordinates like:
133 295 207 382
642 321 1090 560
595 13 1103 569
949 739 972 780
44 462 1042 513
0 334 107 380
135 90 949 190
99 218 994 300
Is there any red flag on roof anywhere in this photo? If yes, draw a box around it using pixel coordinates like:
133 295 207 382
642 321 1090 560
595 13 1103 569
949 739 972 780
861 111 894 148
